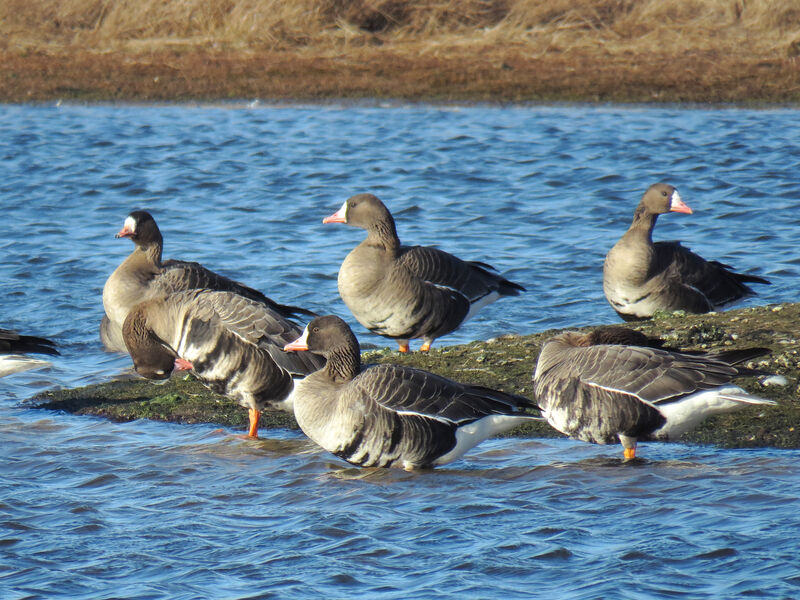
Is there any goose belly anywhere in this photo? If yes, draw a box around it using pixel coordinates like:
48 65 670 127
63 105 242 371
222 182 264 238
603 279 668 319
543 405 622 445
337 256 413 338
0 355 50 378
103 268 145 325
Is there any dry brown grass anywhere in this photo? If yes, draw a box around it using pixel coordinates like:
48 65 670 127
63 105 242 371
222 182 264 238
1 1 798 103
2 0 798 56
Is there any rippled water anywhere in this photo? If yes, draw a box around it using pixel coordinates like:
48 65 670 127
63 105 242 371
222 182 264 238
1 103 799 598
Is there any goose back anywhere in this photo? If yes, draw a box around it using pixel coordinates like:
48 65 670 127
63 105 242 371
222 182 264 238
124 290 324 411
533 331 773 446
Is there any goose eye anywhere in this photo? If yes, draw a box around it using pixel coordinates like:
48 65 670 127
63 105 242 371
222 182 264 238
312 327 320 333
661 191 668 197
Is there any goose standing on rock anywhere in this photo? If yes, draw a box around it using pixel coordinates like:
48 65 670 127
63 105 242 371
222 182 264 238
532 327 776 459
603 183 770 321
323 194 525 352
122 289 325 438
0 328 59 377
283 315 541 470
101 210 314 352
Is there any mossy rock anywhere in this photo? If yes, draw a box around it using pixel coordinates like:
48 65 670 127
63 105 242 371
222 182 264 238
28 303 800 447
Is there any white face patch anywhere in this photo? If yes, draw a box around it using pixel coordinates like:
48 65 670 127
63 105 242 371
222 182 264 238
337 200 348 222
670 190 682 206
123 215 137 234
296 326 310 346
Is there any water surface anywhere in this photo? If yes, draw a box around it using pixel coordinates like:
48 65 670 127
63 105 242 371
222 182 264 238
0 103 798 598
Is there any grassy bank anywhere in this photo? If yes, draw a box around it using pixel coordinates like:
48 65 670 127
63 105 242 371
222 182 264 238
29 302 800 449
1 0 799 103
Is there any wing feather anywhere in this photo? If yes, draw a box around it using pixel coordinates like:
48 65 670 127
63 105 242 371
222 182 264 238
352 364 535 425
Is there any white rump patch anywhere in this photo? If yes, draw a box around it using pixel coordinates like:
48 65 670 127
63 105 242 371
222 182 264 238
465 290 502 322
656 386 774 440
435 414 535 465
0 355 51 378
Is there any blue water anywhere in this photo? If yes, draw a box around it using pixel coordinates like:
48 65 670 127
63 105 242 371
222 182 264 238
1 103 799 599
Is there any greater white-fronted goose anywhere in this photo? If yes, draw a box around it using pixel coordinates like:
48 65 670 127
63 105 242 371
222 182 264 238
122 289 325 437
283 315 540 469
102 210 314 352
532 328 776 459
603 183 770 321
0 328 59 377
323 194 525 353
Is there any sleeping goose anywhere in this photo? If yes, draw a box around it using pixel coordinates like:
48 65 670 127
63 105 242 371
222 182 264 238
0 328 59 377
102 210 313 352
122 289 324 438
323 194 525 352
532 328 776 459
603 183 770 321
283 315 540 470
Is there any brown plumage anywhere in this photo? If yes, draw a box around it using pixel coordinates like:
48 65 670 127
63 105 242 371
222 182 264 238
101 210 313 351
284 315 540 469
323 194 524 352
533 328 774 459
603 183 770 321
122 289 324 437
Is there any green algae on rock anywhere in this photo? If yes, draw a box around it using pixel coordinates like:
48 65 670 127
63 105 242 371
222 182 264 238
29 374 299 432
27 303 800 447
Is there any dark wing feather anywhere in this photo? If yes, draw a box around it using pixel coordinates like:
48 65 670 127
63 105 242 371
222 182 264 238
354 363 536 425
0 328 59 356
159 259 315 320
397 245 524 302
187 291 324 376
544 343 746 407
654 242 768 308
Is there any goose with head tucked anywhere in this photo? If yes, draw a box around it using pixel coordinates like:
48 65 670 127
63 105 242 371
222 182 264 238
323 194 525 352
102 210 314 352
283 315 541 470
533 327 775 459
603 183 770 321
0 328 59 377
122 289 324 438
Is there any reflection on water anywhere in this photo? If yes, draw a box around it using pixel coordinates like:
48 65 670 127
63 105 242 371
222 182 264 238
1 103 799 598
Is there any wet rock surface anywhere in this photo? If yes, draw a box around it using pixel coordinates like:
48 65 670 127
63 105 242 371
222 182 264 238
29 303 800 448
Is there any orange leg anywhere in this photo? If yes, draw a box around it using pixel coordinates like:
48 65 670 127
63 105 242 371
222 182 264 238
623 447 636 460
419 341 432 352
247 408 261 438
397 341 410 353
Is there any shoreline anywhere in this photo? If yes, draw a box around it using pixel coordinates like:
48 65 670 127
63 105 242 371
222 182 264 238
2 49 799 106
28 302 800 449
